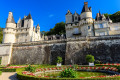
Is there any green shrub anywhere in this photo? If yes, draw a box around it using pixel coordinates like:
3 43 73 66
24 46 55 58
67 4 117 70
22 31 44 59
0 68 16 72
86 55 95 63
0 71 2 75
25 65 36 72
56 56 63 63
60 68 77 78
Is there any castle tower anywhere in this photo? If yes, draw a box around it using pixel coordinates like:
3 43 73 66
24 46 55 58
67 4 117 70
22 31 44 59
24 13 33 28
80 2 92 19
36 24 40 32
3 12 16 43
65 10 73 24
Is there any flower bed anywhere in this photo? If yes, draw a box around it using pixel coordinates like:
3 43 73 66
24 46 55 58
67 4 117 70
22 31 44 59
96 63 120 67
18 66 120 80
5 65 28 69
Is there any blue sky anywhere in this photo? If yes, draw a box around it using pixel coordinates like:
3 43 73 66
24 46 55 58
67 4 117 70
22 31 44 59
0 0 120 31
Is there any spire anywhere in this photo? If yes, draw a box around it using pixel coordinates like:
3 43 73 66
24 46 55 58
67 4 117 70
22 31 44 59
6 12 15 23
26 13 32 19
81 2 91 13
17 17 21 23
37 24 39 27
66 10 72 15
99 10 101 16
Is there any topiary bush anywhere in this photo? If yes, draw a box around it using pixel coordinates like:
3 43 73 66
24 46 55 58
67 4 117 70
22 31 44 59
86 55 95 63
25 65 36 73
56 56 63 63
60 68 77 78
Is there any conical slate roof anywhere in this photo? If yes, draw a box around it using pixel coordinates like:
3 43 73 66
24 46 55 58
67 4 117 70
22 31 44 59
6 16 15 23
26 13 32 19
81 2 91 13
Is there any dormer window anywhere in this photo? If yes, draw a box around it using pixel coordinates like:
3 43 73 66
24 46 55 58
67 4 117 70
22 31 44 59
75 16 77 20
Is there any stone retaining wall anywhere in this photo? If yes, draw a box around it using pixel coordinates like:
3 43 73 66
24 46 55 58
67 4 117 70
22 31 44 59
1 36 120 65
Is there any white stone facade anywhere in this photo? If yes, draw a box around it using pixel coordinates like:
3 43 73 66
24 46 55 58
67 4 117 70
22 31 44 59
65 2 120 38
3 12 42 43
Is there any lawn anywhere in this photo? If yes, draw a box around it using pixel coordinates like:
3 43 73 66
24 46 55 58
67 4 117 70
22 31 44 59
36 71 109 78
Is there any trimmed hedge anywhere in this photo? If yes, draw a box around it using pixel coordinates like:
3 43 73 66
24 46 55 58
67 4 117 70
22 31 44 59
17 72 120 80
0 68 16 72
0 71 2 75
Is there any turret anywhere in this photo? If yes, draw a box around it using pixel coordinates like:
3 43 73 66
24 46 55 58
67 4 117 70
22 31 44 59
80 2 92 19
17 17 21 28
65 10 73 24
95 11 106 21
24 13 33 28
3 12 16 43
36 24 40 32
6 12 16 28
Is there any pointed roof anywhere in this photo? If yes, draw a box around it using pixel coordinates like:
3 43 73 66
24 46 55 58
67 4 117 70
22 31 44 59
6 12 15 23
26 13 32 19
81 2 91 13
37 24 39 26
73 11 79 16
66 10 72 15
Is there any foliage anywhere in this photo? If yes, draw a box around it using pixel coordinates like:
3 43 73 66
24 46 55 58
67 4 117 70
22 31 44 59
0 27 3 44
25 65 36 72
43 22 65 36
60 68 77 78
73 64 78 69
0 71 2 75
86 55 95 63
0 68 16 72
94 60 102 64
117 66 120 72
104 11 120 23
56 56 63 63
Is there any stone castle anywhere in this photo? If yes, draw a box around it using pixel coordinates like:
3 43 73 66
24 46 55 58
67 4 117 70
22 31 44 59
65 2 120 38
2 12 42 43
1 2 120 65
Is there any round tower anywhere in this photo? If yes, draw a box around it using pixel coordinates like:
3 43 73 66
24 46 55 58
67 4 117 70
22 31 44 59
2 12 16 43
80 2 92 19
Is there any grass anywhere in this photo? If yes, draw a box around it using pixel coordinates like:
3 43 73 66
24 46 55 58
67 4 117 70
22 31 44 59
37 71 109 78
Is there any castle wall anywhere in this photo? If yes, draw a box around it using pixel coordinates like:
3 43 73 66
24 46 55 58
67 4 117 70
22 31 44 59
0 44 13 65
2 36 120 65
11 40 66 65
66 37 120 64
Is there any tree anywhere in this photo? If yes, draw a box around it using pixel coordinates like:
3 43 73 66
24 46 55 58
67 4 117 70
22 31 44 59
44 22 65 36
85 55 95 63
104 11 120 23
0 27 3 44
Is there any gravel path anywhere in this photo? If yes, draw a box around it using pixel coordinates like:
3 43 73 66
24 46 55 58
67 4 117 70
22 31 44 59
0 72 18 80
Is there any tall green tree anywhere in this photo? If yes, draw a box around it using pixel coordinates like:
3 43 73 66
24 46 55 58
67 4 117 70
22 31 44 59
0 27 3 44
45 22 65 36
104 11 120 23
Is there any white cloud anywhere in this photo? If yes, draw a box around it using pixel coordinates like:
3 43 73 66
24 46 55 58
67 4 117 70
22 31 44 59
49 14 54 18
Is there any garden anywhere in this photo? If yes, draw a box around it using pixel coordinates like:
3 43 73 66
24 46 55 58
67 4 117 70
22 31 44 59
0 55 120 80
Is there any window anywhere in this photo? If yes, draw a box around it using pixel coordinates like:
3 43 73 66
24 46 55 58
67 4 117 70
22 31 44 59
74 28 79 34
88 26 90 29
75 23 77 25
99 32 105 36
99 24 103 28
75 16 77 20
27 24 28 27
